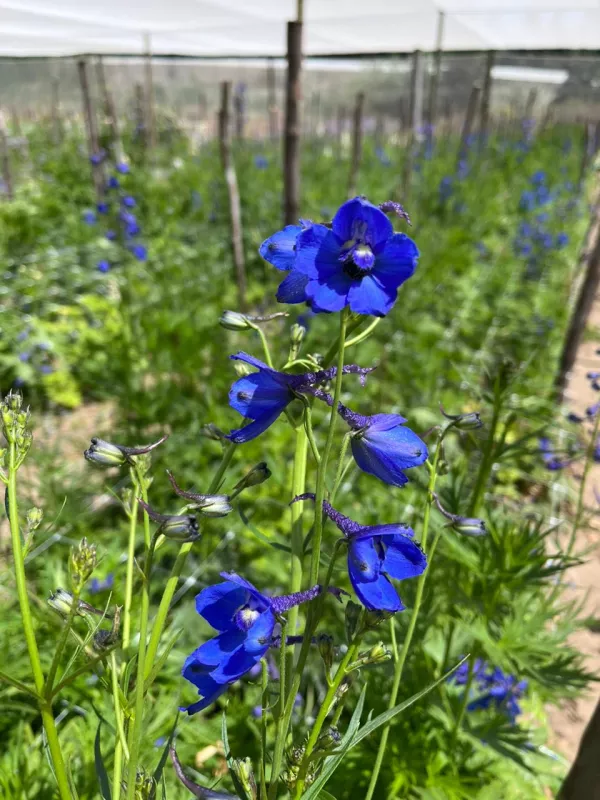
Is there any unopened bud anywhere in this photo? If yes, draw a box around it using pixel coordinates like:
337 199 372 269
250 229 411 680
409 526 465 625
219 310 252 331
234 361 253 377
167 470 232 517
318 634 334 673
48 588 88 618
138 499 200 542
433 494 487 537
70 538 98 589
199 423 227 441
94 606 121 651
84 438 127 467
231 758 257 799
134 768 157 800
290 323 306 346
231 462 271 496
350 642 392 670
440 405 483 431
26 506 43 532
344 600 362 642
314 727 341 755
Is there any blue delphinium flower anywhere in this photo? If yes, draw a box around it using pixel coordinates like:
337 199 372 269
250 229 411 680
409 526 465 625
116 162 130 174
260 197 418 316
97 260 110 273
122 196 136 208
259 220 312 304
182 572 324 714
439 176 454 202
254 155 268 169
130 244 147 261
227 352 373 444
107 176 120 190
519 190 536 212
556 232 569 248
294 495 426 612
83 210 97 225
89 573 115 594
106 229 117 241
39 365 54 375
19 352 30 363
97 202 109 214
539 437 573 470
531 170 546 186
312 401 427 487
90 149 106 166
468 667 528 722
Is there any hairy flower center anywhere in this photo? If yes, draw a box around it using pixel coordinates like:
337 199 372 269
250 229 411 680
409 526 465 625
235 606 260 631
341 244 375 280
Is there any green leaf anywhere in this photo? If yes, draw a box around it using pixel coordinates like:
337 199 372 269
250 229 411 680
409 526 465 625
221 712 249 800
238 506 291 553
144 629 181 694
153 712 179 785
94 721 112 800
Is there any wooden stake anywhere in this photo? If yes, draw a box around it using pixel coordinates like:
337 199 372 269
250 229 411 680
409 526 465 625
135 83 146 146
401 51 421 200
458 83 481 164
524 88 537 120
77 58 104 199
144 34 156 150
51 76 62 145
233 85 245 140
336 105 346 159
0 130 13 200
96 57 124 163
558 696 600 799
479 50 495 141
427 11 445 128
219 81 247 311
267 58 278 140
283 20 303 225
347 92 365 198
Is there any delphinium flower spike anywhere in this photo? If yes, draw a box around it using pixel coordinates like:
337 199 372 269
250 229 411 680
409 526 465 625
292 495 426 612
260 196 418 316
226 352 374 444
182 573 330 714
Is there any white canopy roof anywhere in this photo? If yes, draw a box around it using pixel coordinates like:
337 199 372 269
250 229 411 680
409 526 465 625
2 0 600 58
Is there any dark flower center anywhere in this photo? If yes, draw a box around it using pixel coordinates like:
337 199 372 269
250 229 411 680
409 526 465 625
341 243 375 280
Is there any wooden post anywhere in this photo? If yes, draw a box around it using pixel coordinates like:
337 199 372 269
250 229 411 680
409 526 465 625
347 92 365 198
267 58 278 140
336 105 346 159
144 33 156 150
0 130 13 200
427 11 445 129
555 203 600 398
51 76 62 145
558 696 600 799
96 57 124 163
77 58 104 199
135 83 146 145
283 19 303 225
401 51 421 199
219 81 247 311
479 50 495 141
457 83 481 164
233 85 245 140
524 87 537 120
412 50 424 135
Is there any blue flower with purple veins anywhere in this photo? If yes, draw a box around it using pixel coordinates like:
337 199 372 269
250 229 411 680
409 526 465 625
294 496 426 612
181 572 323 714
116 162 130 174
97 260 110 273
261 198 418 316
130 244 147 261
83 210 96 225
335 403 428 487
122 196 136 208
226 352 373 444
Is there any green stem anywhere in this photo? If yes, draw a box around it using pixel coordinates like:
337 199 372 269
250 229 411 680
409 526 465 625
451 653 475 750
330 433 351 503
303 405 321 465
123 481 140 650
253 324 274 368
0 669 39 698
293 630 364 798
143 441 236 680
45 589 81 695
567 409 600 559
286 426 308 692
125 475 152 800
364 442 442 800
112 651 128 799
259 659 269 800
309 308 349 586
469 376 501 516
7 443 72 800
51 649 114 697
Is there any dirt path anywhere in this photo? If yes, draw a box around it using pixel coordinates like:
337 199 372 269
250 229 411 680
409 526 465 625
546 295 600 763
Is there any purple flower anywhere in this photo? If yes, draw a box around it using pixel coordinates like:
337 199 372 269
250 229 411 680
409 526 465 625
129 244 147 261
261 197 418 316
182 572 323 714
19 352 30 363
89 573 115 594
39 365 54 375
294 496 426 612
97 202 109 214
107 176 120 190
116 162 130 174
254 155 268 169
83 210 96 225
106 229 117 241
226 352 373 444
122 196 136 208
90 149 106 166
97 260 110 273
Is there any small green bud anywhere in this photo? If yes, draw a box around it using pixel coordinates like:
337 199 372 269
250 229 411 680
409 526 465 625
26 507 43 531
138 499 201 541
84 438 127 467
350 642 392 670
290 323 306 346
440 405 483 431
197 495 233 518
70 538 97 589
231 462 271 497
219 310 252 331
231 758 257 799
199 423 227 441
48 588 87 618
134 768 157 800
317 634 334 673
234 361 253 377
315 727 341 754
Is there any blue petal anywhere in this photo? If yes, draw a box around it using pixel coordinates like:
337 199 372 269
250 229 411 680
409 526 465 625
294 225 341 279
230 351 272 372
209 645 265 683
193 629 247 668
259 225 302 271
380 534 427 580
181 675 228 715
305 273 351 313
363 413 408 431
227 405 286 443
348 537 381 582
219 572 270 610
277 270 309 304
351 437 409 487
373 233 418 287
347 275 395 317
229 371 290 420
364 424 428 470
332 198 393 248
351 522 414 541
348 558 404 612
244 608 276 654
195 582 247 630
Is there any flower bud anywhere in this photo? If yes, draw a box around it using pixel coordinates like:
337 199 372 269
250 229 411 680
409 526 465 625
350 642 392 670
84 438 127 467
440 405 483 431
199 423 227 441
231 462 271 497
138 499 200 542
70 538 98 590
219 310 252 331
134 768 157 800
433 493 487 537
234 361 253 377
290 323 306 346
26 506 43 532
314 727 341 754
344 600 362 642
94 606 121 651
318 634 334 673
48 588 88 618
231 758 257 800
167 470 232 517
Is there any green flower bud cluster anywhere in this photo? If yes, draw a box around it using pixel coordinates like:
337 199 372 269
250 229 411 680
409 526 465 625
70 537 97 590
